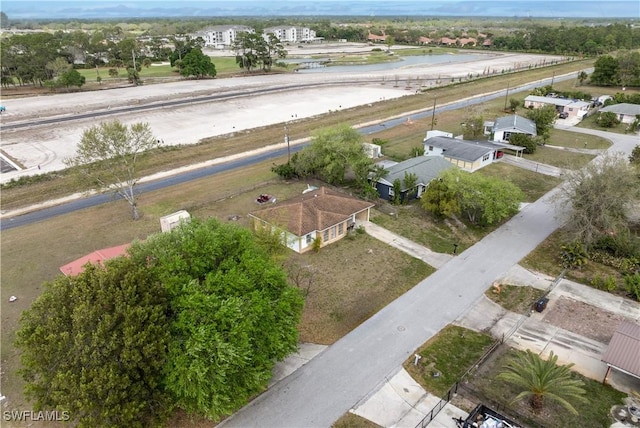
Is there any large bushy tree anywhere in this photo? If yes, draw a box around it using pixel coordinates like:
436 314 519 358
64 120 160 220
557 151 640 250
525 104 557 143
17 218 303 424
16 259 172 428
179 47 216 79
127 218 303 421
421 168 524 226
273 124 373 187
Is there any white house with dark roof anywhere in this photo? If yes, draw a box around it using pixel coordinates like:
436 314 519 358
373 156 454 201
491 114 537 143
524 95 590 119
196 25 254 48
599 103 640 125
423 135 525 172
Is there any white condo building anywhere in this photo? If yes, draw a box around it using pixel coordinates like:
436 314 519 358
196 25 254 48
262 26 316 43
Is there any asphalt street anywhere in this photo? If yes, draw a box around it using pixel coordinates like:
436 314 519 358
220 131 637 428
0 72 579 230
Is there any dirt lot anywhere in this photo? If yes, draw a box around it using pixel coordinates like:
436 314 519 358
542 296 632 343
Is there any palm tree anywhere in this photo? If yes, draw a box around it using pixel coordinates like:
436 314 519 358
577 70 588 86
497 350 588 415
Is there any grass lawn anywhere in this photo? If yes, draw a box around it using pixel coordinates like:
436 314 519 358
1 58 593 210
476 162 562 202
332 413 382 428
370 203 482 254
403 325 495 398
485 285 545 314
521 145 597 169
463 347 626 428
0 163 434 419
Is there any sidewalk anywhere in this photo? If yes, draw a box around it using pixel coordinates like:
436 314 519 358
350 268 640 428
362 221 454 269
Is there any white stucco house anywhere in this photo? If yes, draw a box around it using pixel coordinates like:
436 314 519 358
524 95 590 119
599 103 640 125
491 114 537 143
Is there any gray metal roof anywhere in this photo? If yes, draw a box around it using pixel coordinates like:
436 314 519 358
600 103 640 116
601 320 640 379
424 136 500 162
379 156 454 188
493 114 537 136
524 95 590 109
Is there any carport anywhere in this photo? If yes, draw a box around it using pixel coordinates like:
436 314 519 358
601 320 640 384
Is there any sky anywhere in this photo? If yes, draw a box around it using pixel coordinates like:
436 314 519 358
1 1 639 19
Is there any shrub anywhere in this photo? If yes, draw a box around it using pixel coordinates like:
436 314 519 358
561 242 587 269
624 274 640 301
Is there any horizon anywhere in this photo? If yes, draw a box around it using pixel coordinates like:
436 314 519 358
2 1 639 20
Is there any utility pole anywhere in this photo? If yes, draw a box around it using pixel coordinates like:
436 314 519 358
430 97 437 131
504 81 510 112
550 71 555 88
285 125 290 162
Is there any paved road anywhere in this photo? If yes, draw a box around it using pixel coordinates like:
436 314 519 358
220 131 637 428
0 72 581 230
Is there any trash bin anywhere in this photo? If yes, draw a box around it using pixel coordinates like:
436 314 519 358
534 297 549 313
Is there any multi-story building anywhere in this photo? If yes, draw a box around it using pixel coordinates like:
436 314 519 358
262 26 316 43
196 25 254 48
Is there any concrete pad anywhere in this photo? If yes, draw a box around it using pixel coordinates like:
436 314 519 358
455 295 507 334
269 343 327 386
498 264 555 290
352 369 431 427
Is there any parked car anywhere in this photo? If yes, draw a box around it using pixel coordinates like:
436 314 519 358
0 105 5 113
558 111 568 119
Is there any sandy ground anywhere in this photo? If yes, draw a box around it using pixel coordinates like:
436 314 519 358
0 45 565 184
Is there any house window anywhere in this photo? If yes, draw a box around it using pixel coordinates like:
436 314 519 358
388 188 395 197
428 145 434 151
483 153 490 161
330 226 336 239
323 230 329 241
338 223 344 235
306 234 314 244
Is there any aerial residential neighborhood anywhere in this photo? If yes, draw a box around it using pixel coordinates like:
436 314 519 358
1 2 639 428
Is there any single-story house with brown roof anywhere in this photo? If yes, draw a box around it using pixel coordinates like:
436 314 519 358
248 187 375 253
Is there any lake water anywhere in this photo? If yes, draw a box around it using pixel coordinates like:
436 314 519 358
291 53 494 73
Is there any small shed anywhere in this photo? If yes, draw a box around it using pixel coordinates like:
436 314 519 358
362 143 382 159
160 210 191 232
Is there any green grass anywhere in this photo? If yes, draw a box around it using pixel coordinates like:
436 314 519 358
332 413 381 428
485 285 545 313
522 145 596 169
404 325 495 398
468 348 626 428
476 162 562 202
370 204 480 254
2 58 594 210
